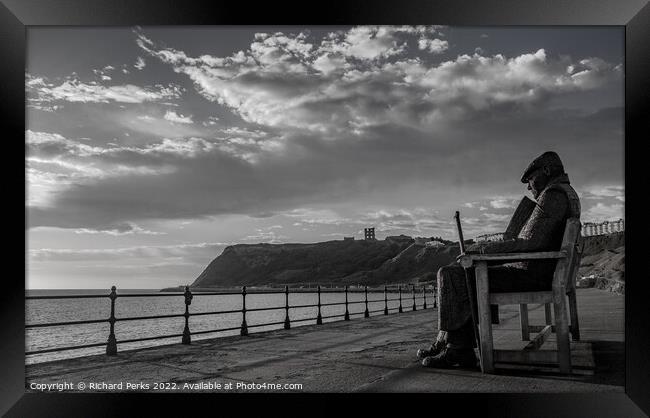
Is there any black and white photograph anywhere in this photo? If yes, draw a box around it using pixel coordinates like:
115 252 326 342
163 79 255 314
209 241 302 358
22 24 628 394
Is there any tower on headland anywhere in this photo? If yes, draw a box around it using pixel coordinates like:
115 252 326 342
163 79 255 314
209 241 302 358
364 227 376 240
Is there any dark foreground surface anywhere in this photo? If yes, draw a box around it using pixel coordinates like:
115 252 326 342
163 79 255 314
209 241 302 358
25 288 624 393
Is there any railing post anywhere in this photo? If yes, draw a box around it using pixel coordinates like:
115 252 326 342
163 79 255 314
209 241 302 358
344 285 350 321
182 286 192 344
240 286 248 336
284 285 291 329
316 285 323 325
412 284 417 311
106 285 117 356
364 285 370 318
433 285 437 309
383 285 389 315
422 285 427 309
398 285 403 313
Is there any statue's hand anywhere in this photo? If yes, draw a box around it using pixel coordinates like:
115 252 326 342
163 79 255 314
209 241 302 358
456 254 474 268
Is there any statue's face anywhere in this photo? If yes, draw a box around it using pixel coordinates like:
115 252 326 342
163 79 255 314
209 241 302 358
527 168 550 199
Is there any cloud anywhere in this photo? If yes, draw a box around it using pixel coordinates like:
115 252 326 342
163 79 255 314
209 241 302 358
482 213 510 222
242 228 289 244
73 222 166 236
134 56 146 70
26 130 226 208
334 26 408 60
582 202 624 222
582 184 624 201
27 101 623 234
358 208 457 236
25 28 623 235
27 130 104 157
29 242 231 263
489 198 517 209
26 74 183 105
418 38 448 54
164 110 194 124
202 116 220 126
220 127 267 138
286 208 356 226
135 27 621 136
120 112 205 138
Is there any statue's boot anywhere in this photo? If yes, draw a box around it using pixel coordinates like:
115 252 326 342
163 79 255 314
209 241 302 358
421 346 478 369
416 339 446 360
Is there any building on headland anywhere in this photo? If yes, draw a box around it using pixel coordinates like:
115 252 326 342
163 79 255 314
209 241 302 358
343 236 355 241
364 227 376 240
476 232 505 242
414 236 448 247
425 240 445 248
582 219 624 236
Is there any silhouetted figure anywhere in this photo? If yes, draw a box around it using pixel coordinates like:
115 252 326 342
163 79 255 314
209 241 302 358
418 151 581 369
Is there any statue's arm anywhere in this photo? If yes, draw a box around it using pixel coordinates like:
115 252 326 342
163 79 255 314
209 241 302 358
467 190 568 254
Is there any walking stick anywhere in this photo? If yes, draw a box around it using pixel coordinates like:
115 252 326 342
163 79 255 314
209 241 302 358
454 211 484 372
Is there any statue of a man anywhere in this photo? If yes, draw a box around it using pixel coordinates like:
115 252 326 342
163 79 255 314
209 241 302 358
418 151 581 369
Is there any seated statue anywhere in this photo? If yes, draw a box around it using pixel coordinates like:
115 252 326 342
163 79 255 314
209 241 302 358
417 151 581 369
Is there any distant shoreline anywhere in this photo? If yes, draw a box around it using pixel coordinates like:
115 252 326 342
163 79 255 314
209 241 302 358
160 284 434 293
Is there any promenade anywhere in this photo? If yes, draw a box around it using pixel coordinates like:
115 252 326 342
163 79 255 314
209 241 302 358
26 288 624 393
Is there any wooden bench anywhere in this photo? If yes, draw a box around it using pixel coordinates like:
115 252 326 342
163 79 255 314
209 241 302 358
459 218 583 374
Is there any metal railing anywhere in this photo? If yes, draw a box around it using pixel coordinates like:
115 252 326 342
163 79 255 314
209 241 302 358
26 284 437 357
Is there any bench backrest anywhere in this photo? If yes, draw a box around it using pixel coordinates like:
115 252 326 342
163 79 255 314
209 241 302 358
556 217 582 290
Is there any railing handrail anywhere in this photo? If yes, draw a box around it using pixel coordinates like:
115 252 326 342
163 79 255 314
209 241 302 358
26 284 437 357
25 285 427 300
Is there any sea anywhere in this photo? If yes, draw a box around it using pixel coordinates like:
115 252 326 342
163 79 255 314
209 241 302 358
26 288 428 364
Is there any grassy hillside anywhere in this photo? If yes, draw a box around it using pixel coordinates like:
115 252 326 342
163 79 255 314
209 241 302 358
192 239 415 287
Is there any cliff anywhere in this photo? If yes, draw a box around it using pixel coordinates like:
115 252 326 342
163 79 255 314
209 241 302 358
192 239 427 287
577 231 625 294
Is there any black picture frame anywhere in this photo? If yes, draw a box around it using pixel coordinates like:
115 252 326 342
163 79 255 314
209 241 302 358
2 0 649 416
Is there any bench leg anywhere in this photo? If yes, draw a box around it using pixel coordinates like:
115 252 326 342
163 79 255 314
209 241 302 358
519 304 530 341
475 262 494 373
567 289 580 341
545 303 552 325
553 291 571 374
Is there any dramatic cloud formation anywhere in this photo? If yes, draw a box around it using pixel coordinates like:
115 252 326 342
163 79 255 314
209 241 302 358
135 28 621 136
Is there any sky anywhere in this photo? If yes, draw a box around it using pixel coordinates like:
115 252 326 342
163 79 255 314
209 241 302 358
26 26 624 289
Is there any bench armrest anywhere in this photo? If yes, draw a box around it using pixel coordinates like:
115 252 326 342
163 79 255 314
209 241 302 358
458 251 566 268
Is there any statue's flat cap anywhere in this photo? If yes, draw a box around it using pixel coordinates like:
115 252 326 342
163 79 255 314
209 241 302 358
521 151 564 183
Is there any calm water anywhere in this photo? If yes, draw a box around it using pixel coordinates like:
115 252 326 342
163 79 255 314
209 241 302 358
26 288 431 364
